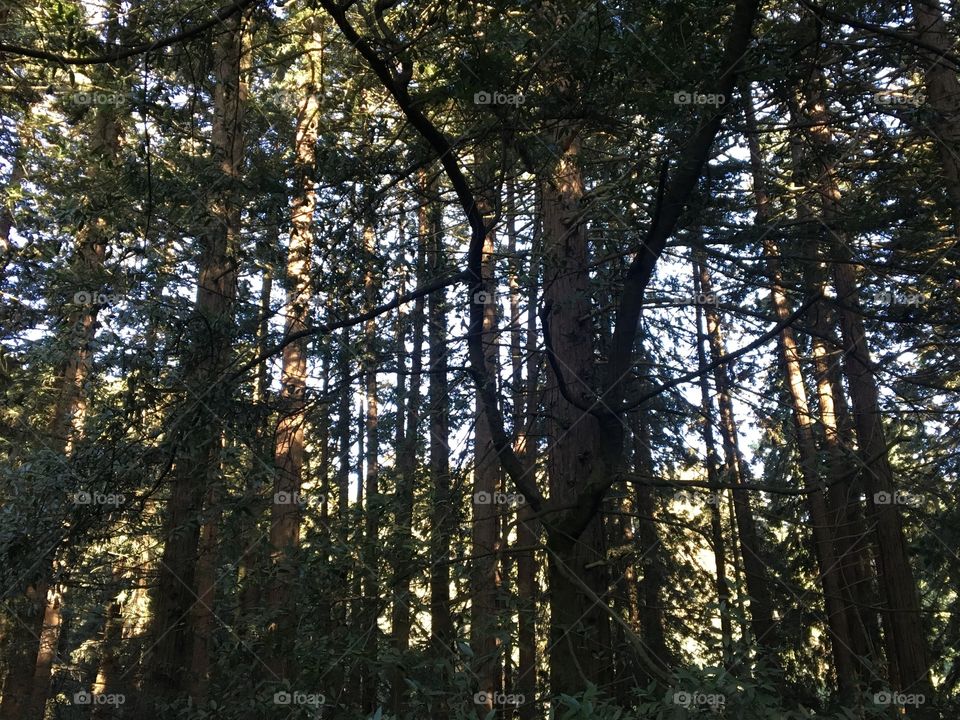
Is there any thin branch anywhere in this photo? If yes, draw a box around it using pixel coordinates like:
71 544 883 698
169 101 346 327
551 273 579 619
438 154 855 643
0 0 261 66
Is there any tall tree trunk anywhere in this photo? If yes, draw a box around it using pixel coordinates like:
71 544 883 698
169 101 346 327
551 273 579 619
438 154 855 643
743 85 857 697
788 120 884 687
25 584 63 720
911 0 960 233
831 254 933 702
695 255 778 670
427 189 454 720
147 10 245 702
471 222 501 712
266 32 321 682
509 181 540 720
694 293 734 666
0 99 121 720
800 64 934 704
390 202 425 714
541 132 610 694
360 221 381 712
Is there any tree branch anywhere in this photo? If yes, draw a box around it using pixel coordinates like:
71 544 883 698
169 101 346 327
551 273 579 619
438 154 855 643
0 0 261 66
318 0 543 512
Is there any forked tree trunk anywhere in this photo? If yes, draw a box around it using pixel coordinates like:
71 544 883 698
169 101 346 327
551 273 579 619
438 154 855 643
788 121 884 686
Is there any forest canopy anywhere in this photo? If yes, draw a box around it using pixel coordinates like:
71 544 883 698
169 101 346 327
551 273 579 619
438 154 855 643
0 0 958 718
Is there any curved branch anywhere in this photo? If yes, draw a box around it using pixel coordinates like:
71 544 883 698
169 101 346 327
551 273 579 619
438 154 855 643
0 0 260 65
319 0 542 512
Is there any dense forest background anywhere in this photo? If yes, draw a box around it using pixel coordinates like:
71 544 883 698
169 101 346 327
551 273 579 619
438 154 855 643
0 0 958 718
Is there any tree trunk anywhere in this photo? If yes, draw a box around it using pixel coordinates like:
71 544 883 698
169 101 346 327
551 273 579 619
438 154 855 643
510 181 540 720
832 255 933 701
1 100 121 720
147 11 245 701
542 132 610 695
360 221 381 712
471 224 501 712
788 118 884 688
427 190 454 720
390 200 425 714
91 566 124 720
266 32 321 682
911 0 960 233
24 584 63 720
799 64 934 703
743 85 857 697
696 255 778 670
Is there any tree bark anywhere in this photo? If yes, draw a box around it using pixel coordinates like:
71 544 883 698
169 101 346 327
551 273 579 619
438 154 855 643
696 255 778 669
542 132 611 694
743 85 857 697
911 0 960 233
694 292 734 666
266 31 321 682
799 63 934 703
427 192 454 720
471 223 502 711
360 220 381 711
147 10 245 701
